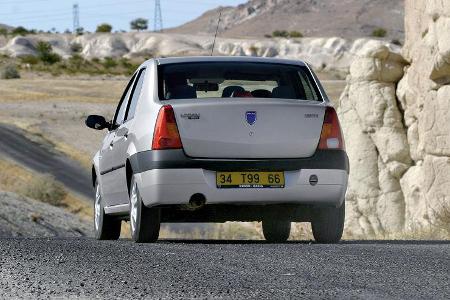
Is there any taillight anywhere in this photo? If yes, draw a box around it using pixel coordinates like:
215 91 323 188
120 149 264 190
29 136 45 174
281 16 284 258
152 105 183 150
318 107 345 150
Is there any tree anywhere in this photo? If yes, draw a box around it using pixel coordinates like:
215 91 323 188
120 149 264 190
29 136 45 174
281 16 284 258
75 27 84 36
11 26 29 36
130 18 148 31
36 41 61 65
96 23 113 33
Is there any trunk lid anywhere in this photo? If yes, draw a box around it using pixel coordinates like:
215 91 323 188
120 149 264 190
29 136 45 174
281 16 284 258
170 98 326 159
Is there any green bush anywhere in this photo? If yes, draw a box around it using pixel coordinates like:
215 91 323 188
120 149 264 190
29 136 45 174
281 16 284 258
272 30 289 38
0 64 20 79
0 28 7 37
102 57 118 68
36 41 61 65
20 55 39 65
11 26 30 36
23 174 67 206
372 27 387 38
289 31 303 38
96 23 113 33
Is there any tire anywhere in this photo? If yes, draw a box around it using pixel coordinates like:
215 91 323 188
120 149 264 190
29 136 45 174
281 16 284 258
311 203 345 244
129 176 160 243
262 219 291 243
94 181 121 240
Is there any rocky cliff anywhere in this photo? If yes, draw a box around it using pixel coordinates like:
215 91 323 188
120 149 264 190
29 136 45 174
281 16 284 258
339 0 450 237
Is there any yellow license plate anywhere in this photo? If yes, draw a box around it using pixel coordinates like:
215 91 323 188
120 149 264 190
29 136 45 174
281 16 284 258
216 171 285 189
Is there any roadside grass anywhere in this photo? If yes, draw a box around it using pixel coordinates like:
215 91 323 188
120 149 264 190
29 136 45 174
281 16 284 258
159 222 263 240
0 53 142 77
344 208 450 241
22 173 67 206
0 78 125 103
0 159 92 222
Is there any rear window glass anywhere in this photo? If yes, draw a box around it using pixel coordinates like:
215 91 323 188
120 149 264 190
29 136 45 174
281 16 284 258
157 62 322 101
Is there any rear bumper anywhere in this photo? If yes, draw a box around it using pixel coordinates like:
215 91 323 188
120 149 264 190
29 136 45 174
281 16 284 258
130 150 349 208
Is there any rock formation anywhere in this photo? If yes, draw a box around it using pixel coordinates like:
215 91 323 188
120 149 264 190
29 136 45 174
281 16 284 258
339 0 450 237
0 32 396 77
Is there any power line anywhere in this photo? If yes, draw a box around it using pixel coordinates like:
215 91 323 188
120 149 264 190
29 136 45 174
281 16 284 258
154 0 163 32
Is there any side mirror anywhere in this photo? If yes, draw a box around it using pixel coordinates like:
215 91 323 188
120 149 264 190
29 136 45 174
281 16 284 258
85 115 109 130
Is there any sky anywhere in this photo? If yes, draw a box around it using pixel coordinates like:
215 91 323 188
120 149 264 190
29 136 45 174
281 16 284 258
0 0 245 32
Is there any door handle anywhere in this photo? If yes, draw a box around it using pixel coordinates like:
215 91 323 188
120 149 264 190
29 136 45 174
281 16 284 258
109 141 114 148
117 127 129 137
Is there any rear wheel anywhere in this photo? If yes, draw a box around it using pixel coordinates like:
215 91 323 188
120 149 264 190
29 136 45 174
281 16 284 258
311 203 345 243
262 219 291 243
94 181 121 240
129 176 160 243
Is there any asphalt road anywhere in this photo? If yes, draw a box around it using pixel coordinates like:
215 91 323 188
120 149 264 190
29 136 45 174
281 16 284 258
0 238 449 299
0 124 93 199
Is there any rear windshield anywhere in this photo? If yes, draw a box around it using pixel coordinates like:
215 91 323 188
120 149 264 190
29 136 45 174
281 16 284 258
157 62 322 101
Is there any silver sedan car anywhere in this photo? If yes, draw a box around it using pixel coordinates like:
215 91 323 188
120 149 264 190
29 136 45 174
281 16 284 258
86 56 349 243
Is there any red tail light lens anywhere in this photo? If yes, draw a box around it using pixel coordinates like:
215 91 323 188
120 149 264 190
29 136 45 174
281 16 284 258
152 105 183 150
318 107 344 150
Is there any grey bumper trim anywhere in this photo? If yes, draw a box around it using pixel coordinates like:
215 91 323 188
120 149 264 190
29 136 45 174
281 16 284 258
129 149 349 174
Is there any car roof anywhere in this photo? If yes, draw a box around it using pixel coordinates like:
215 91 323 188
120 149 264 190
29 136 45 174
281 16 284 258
152 56 307 67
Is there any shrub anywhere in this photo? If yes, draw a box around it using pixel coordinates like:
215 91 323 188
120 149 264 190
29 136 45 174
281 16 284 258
0 64 20 79
36 41 61 65
372 27 387 38
68 54 85 70
289 31 303 38
272 30 289 38
20 55 39 65
11 26 30 36
102 57 118 68
70 42 83 53
264 34 272 38
96 23 113 33
0 28 7 37
130 18 148 31
23 174 67 206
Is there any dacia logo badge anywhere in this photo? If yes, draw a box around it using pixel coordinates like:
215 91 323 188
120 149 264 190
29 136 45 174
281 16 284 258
245 111 257 125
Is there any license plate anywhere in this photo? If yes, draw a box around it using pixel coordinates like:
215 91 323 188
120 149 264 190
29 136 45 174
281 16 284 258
216 171 285 189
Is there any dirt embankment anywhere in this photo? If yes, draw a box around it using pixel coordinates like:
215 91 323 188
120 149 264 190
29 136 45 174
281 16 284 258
0 192 92 237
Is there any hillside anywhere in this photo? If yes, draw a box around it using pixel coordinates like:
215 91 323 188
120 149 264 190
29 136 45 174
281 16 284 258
169 0 404 40
0 23 13 30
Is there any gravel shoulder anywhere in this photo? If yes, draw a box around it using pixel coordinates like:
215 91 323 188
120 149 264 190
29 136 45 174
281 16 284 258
0 238 448 299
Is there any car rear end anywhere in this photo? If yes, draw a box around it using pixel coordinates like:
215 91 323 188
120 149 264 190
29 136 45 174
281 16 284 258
132 57 348 214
